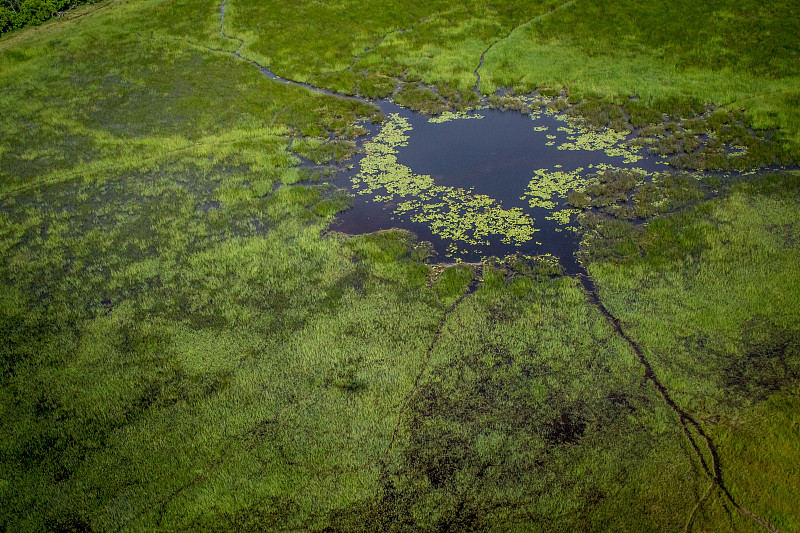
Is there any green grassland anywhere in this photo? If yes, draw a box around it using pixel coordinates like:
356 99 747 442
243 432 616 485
585 173 800 531
220 0 800 157
1 0 798 531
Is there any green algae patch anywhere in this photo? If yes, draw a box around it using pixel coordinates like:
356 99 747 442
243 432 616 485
349 100 672 254
522 168 587 211
528 106 646 164
427 110 485 123
396 188 537 249
522 166 656 230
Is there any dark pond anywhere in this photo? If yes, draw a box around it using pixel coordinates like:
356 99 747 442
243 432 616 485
331 101 670 273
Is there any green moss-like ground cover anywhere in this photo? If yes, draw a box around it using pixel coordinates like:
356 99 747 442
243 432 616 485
218 0 800 158
1 0 798 530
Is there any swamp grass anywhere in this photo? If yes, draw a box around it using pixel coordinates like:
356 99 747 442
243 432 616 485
481 0 800 157
211 0 800 158
586 171 800 531
0 0 798 530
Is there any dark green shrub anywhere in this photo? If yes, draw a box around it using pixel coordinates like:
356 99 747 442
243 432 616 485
357 75 397 99
652 95 706 118
20 0 57 26
434 264 474 299
0 8 19 33
568 99 629 131
567 190 591 209
538 86 562 97
625 99 663 127
394 84 446 114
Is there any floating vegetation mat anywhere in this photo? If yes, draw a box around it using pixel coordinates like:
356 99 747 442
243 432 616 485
337 100 672 265
351 113 537 252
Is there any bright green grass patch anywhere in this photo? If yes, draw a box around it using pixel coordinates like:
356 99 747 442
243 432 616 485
0 157 444 531
223 0 563 93
215 0 800 155
713 391 800 532
481 0 800 155
0 0 380 196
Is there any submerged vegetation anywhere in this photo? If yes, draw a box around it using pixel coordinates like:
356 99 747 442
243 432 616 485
0 0 798 531
351 101 670 256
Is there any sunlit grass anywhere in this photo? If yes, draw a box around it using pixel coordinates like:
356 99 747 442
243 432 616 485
481 0 800 156
587 171 800 531
1 0 798 530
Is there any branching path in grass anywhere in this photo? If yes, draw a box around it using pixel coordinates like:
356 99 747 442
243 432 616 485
473 0 577 95
342 20 429 82
577 272 781 533
218 0 243 52
384 270 481 457
217 0 369 103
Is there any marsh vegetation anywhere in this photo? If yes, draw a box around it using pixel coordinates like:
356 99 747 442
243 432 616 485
0 0 798 531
